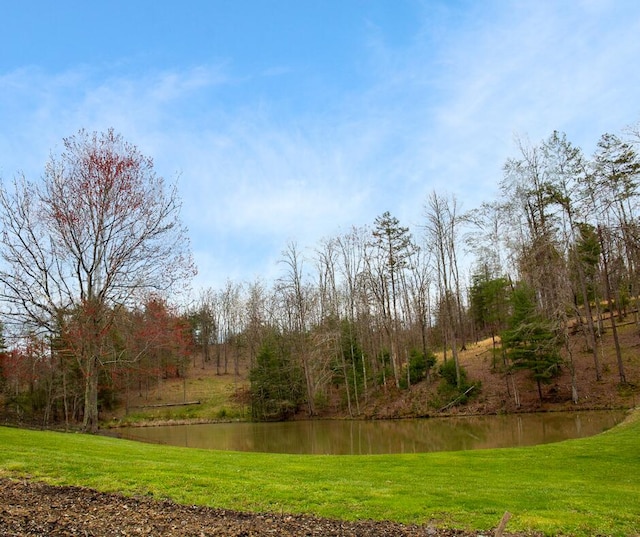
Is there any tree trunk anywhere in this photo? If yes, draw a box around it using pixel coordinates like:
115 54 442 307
82 355 99 433
564 327 579 404
510 372 520 409
341 352 353 417
536 377 543 403
599 227 627 384
576 261 602 380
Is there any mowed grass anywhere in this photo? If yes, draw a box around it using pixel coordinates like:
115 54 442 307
1 410 639 536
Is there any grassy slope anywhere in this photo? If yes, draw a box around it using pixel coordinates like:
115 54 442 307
114 372 249 425
1 410 639 536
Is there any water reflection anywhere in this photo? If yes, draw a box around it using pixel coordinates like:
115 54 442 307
110 410 627 455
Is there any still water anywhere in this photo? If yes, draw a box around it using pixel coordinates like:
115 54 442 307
110 410 626 455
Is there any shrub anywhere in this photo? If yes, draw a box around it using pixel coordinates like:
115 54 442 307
438 359 468 388
399 349 437 389
431 359 479 410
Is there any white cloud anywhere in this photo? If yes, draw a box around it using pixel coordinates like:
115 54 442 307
2 1 640 293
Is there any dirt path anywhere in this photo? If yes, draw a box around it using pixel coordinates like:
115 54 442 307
0 478 538 537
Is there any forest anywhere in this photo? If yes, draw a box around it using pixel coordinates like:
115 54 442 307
1 124 639 430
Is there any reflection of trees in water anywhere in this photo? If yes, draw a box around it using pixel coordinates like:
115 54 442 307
113 411 626 454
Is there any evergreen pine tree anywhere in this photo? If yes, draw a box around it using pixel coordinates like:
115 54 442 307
501 284 562 401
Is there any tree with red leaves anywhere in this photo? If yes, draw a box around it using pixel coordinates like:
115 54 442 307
0 129 195 432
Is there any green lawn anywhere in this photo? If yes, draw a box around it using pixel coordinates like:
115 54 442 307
1 410 638 536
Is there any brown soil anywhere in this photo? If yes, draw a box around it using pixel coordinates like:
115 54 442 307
361 320 640 419
0 478 537 537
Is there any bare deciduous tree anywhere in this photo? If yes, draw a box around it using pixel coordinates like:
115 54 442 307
0 129 195 431
424 192 464 388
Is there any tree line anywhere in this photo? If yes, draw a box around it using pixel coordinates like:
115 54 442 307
189 124 640 420
1 123 639 429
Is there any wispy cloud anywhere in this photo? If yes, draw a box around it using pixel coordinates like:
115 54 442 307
344 1 640 212
1 1 639 292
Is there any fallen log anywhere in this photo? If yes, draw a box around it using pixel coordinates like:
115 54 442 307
438 385 476 413
133 400 201 409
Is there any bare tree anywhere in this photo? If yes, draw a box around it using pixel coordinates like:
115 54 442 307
243 278 268 370
405 245 434 363
0 129 195 432
336 226 369 407
424 192 464 388
192 288 217 369
501 136 565 318
277 242 317 415
219 280 243 378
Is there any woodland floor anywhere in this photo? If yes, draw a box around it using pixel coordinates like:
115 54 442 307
362 320 640 419
0 478 539 537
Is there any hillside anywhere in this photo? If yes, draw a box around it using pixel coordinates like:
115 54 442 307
364 320 639 419
106 319 639 426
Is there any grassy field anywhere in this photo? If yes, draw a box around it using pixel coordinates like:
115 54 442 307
1 409 639 536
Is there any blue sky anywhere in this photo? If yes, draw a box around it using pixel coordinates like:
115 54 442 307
1 1 640 293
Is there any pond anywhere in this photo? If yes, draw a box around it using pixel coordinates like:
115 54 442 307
109 409 627 455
